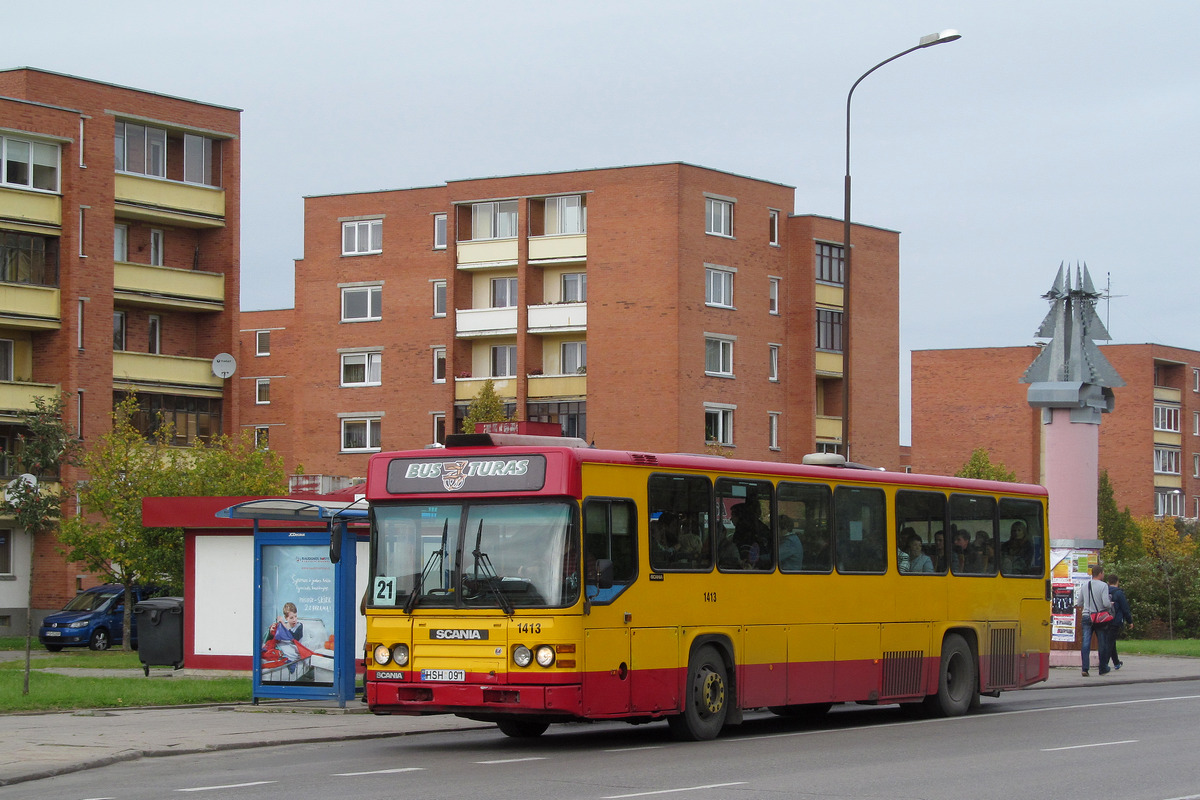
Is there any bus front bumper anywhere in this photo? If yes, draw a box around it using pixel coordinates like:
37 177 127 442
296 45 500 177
367 678 583 717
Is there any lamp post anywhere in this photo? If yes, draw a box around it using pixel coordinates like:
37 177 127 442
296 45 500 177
841 29 960 462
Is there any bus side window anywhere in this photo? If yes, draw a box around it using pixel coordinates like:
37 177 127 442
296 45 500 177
583 498 637 603
647 473 713 571
834 486 887 574
779 481 832 572
895 489 948 575
999 498 1044 577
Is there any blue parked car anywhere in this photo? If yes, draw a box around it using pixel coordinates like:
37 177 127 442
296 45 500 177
38 584 154 651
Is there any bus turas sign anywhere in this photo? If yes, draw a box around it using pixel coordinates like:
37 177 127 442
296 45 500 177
386 455 547 494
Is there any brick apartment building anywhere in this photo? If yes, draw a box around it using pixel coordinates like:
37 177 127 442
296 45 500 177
0 68 242 632
240 163 901 485
911 343 1200 520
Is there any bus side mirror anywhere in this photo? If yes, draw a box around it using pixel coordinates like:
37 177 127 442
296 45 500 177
329 526 342 564
595 559 614 590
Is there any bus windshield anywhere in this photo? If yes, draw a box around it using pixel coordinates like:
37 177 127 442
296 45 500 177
371 501 580 610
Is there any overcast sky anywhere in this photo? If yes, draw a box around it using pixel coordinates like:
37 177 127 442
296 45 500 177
14 1 1199 442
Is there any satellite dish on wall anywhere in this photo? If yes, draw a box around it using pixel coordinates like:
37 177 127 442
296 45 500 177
211 353 237 379
4 473 37 504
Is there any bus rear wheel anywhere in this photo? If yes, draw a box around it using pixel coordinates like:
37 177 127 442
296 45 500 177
924 634 977 717
497 719 549 739
668 645 729 741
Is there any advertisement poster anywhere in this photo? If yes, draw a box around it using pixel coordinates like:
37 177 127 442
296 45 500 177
1050 548 1099 642
259 544 335 686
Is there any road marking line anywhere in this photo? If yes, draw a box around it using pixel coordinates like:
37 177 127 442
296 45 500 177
177 781 277 792
334 767 425 776
605 745 667 753
602 782 747 798
1041 739 1138 752
475 756 548 764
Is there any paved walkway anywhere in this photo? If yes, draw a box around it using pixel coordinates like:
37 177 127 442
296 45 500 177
2 654 1198 787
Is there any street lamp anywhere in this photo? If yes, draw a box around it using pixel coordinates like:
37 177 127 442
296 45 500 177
840 29 960 462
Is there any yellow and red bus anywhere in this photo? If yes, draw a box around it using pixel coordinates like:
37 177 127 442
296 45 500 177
363 433 1049 740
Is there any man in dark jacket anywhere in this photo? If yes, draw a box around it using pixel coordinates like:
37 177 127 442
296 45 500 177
1106 574 1133 669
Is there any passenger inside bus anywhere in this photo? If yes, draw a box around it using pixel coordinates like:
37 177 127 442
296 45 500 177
899 529 934 573
778 514 804 570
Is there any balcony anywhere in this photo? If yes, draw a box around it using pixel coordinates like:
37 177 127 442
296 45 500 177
815 350 843 377
815 283 844 309
0 380 60 421
454 376 515 402
114 261 225 312
0 283 60 329
527 302 586 334
527 374 586 399
455 306 518 338
456 238 518 269
0 187 61 230
815 415 843 442
114 174 225 229
113 352 225 397
528 233 586 264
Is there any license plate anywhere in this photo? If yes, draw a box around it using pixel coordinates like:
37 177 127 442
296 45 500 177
45 631 61 637
420 669 465 682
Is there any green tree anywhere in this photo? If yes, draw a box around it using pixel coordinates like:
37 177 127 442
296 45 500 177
1112 515 1200 639
59 396 288 649
460 379 510 434
954 448 1017 482
0 394 80 694
1098 470 1141 561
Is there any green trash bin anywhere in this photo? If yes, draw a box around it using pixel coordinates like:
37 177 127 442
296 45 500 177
134 597 184 675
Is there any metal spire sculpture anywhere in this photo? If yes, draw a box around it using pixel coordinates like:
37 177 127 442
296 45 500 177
1021 263 1124 388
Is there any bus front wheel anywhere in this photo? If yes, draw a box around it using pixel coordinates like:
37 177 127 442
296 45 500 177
925 634 977 717
497 719 549 738
668 645 729 741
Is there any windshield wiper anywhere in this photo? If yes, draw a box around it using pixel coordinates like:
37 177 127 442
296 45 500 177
470 518 513 615
404 518 449 613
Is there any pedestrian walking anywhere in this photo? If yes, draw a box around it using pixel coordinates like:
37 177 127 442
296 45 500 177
1106 573 1133 669
1075 564 1114 676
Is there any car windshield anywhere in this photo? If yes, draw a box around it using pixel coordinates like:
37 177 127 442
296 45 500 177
61 591 117 612
370 501 579 610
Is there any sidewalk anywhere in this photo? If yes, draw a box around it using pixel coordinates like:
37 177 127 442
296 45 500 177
2 654 1197 787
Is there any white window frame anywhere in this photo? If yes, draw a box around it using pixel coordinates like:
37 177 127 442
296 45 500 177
705 403 735 446
768 411 781 450
471 200 518 240
1194 453 1199 479
562 341 587 374
491 345 517 378
114 224 128 262
341 351 382 387
769 277 780 315
434 214 447 249
341 417 382 453
769 344 780 382
545 194 585 235
705 266 735 309
433 347 446 384
341 285 382 322
433 280 447 317
1 135 60 192
768 209 780 246
0 338 13 382
256 378 270 405
1154 404 1181 432
1154 447 1180 475
433 413 446 446
254 427 270 450
705 196 733 237
562 272 587 303
1194 411 1199 436
255 330 270 356
1156 489 1183 518
1194 368 1199 392
113 310 126 351
491 276 519 308
147 314 161 355
341 219 383 255
149 228 164 266
705 334 735 378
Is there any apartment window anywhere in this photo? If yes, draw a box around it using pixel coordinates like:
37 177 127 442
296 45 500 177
434 214 447 249
816 242 845 284
0 528 10 575
433 347 446 383
768 209 780 246
491 345 517 377
342 219 382 255
471 200 518 240
562 272 587 303
114 225 128 262
705 336 734 377
1155 404 1181 432
0 339 12 381
120 391 221 446
527 400 586 439
491 277 519 308
1154 447 1180 475
341 285 382 321
1194 368 1199 392
433 281 447 317
562 341 587 374
769 344 780 381
77 299 85 349
1 135 59 191
256 330 270 356
816 309 843 352
705 404 735 446
545 195 585 235
706 267 734 308
149 229 164 266
1194 411 1199 436
769 277 780 315
768 412 781 450
256 378 270 404
705 197 733 237
113 311 126 351
147 314 161 355
342 417 382 452
433 413 446 446
114 122 166 178
183 133 219 186
255 427 270 450
0 230 59 286
341 351 382 386
1194 453 1199 479
1155 489 1183 518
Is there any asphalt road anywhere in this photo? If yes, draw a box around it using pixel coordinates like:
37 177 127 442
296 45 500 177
8 678 1200 800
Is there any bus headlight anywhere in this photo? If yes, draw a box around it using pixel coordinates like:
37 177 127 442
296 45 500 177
391 644 409 667
373 644 392 666
513 645 532 668
535 645 556 668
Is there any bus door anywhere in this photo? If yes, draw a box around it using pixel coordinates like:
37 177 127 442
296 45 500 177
581 496 638 716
